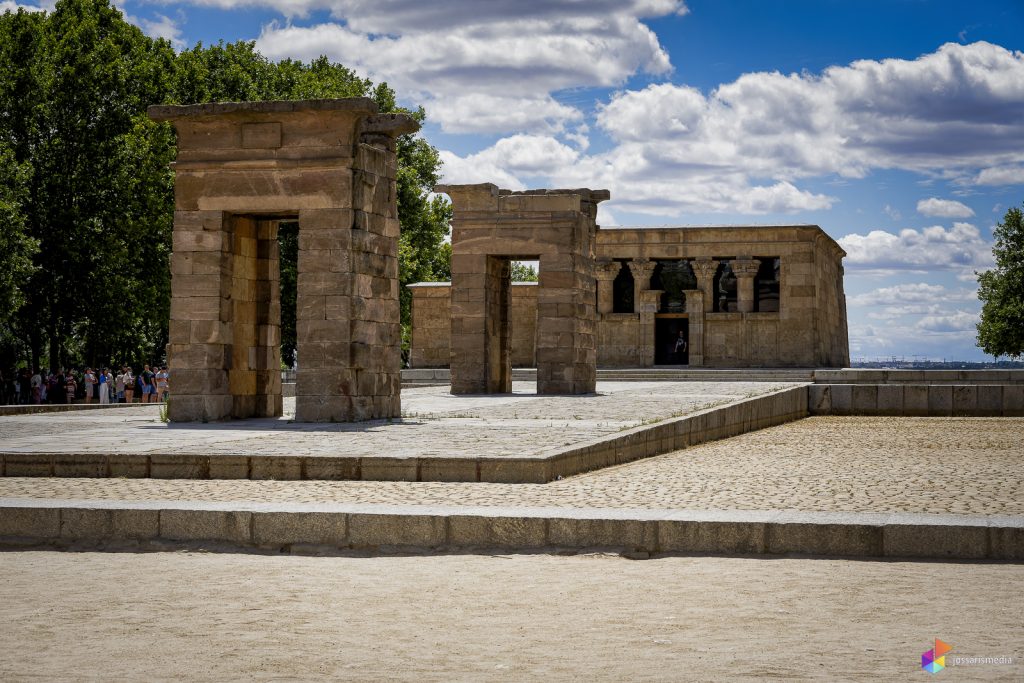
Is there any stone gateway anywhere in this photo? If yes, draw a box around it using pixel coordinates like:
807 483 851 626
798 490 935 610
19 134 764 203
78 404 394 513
150 99 417 422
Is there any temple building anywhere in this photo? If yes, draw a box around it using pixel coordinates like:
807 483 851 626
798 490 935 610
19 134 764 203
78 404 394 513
410 211 850 369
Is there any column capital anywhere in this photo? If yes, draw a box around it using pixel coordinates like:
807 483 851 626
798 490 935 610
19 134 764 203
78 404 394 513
730 258 761 278
594 259 622 282
691 258 719 282
627 258 657 280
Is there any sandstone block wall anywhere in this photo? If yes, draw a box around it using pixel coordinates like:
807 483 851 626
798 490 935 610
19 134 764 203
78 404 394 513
151 99 416 422
409 282 536 369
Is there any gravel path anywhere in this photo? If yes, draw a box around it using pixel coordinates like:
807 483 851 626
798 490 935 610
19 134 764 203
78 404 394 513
3 416 1021 516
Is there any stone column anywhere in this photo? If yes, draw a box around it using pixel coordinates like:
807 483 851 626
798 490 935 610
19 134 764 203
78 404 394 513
594 259 621 315
731 258 761 313
683 289 704 367
627 259 657 314
691 259 719 312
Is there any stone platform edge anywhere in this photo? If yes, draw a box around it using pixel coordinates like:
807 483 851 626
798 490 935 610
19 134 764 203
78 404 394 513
0 386 808 484
0 403 154 417
1 498 1020 562
810 384 1024 416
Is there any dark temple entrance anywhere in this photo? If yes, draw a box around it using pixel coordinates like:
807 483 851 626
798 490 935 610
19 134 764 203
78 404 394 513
654 314 689 365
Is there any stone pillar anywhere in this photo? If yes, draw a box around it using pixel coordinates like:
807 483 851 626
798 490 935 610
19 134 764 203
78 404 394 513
627 259 657 314
683 289 704 367
594 259 621 316
731 258 761 313
151 99 417 422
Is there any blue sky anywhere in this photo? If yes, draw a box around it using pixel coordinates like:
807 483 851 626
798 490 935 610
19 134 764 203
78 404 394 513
8 0 1024 361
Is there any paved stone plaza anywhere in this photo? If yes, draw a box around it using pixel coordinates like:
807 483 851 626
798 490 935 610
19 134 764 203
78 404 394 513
2 414 1021 516
0 381 796 461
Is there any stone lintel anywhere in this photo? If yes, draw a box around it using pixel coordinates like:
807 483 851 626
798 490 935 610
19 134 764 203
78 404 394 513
148 98 380 122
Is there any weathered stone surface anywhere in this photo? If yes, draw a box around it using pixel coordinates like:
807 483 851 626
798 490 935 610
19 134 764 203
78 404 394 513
252 511 346 547
152 99 416 423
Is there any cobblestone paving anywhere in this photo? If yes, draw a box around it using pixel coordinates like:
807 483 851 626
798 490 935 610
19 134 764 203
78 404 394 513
0 381 793 460
2 417 1021 516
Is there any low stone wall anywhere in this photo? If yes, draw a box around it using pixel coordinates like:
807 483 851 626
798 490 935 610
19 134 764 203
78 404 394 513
545 385 807 481
2 500 1020 561
810 384 1024 417
815 369 1024 384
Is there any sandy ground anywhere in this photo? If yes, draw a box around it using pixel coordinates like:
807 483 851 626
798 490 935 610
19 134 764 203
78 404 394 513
0 550 1021 682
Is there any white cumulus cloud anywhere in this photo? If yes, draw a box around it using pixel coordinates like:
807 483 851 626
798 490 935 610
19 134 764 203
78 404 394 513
839 222 993 275
917 197 975 218
252 1 681 133
973 165 1024 185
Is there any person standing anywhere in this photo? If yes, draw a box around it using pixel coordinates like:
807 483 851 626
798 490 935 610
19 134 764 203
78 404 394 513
65 370 77 404
30 368 42 404
83 368 96 404
123 366 134 404
115 368 126 404
156 366 169 402
140 364 155 403
98 368 110 404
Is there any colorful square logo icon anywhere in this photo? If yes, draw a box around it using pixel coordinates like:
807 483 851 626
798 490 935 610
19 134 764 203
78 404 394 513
922 639 953 674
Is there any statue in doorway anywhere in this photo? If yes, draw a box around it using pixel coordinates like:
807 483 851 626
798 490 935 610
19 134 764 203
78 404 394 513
674 331 688 362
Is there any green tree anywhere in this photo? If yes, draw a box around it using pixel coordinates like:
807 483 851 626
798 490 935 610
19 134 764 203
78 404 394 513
0 0 176 370
977 203 1024 358
0 145 38 329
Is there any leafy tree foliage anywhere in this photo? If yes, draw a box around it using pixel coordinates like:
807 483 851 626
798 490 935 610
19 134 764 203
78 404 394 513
511 262 539 282
977 203 1024 359
0 1 449 372
0 0 176 370
0 145 38 328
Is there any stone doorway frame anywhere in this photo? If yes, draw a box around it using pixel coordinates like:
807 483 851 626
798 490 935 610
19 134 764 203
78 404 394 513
437 184 609 395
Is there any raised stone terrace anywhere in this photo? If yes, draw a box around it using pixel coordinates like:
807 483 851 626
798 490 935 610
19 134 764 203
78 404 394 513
0 381 804 483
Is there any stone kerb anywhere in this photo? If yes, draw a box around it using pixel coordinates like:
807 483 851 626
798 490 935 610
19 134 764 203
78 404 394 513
437 183 609 396
4 500 1019 561
150 99 417 423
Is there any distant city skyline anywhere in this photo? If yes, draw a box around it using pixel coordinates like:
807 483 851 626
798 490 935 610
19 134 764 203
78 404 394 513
7 0 1023 360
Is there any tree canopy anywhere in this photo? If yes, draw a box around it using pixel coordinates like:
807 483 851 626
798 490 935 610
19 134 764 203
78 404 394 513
0 0 450 372
977 203 1024 359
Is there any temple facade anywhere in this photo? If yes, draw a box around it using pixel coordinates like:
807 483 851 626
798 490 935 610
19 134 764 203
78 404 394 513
410 223 849 369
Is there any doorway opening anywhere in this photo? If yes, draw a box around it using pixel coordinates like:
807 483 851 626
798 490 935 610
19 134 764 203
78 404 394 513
654 314 689 366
